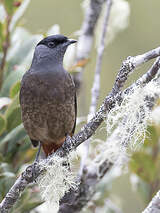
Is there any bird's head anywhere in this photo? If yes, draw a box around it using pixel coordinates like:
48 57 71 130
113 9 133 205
33 34 77 65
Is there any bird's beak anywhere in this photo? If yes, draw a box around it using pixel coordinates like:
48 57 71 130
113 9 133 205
67 39 77 45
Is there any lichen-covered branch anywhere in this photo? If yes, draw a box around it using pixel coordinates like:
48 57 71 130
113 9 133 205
142 190 160 213
1 46 160 212
59 160 113 213
0 164 41 213
113 46 160 95
58 57 160 212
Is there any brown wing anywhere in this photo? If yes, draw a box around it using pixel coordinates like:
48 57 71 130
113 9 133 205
71 93 77 135
20 71 39 147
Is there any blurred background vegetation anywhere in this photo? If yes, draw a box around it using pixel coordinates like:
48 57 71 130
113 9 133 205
0 0 160 212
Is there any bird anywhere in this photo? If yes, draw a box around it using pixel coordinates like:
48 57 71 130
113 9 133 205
20 34 77 158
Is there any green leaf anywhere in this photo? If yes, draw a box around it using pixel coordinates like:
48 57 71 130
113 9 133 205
0 69 25 97
144 126 159 147
0 162 12 172
10 36 39 65
5 93 19 116
7 27 31 63
0 114 6 135
21 201 43 212
6 106 21 131
8 28 42 66
4 93 21 132
136 178 150 203
0 22 4 51
0 153 3 162
0 124 26 149
3 0 15 15
10 81 20 99
0 164 15 200
130 152 157 183
11 189 42 213
0 124 28 160
0 171 15 179
155 154 160 180
0 174 15 200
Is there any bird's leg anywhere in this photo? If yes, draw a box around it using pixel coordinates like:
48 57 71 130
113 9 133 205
35 142 42 162
33 142 41 182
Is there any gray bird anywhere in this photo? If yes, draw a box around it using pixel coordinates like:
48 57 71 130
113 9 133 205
20 35 77 157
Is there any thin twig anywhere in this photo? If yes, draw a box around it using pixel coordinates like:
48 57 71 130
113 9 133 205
89 0 112 120
73 0 105 90
79 0 112 175
0 46 160 212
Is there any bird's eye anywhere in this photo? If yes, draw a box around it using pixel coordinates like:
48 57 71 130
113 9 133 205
48 41 55 48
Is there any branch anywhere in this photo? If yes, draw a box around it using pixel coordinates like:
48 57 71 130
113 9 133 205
73 0 105 90
79 0 112 175
59 160 113 213
58 57 160 212
89 0 112 120
1 46 160 212
142 190 160 213
125 56 160 95
0 164 41 213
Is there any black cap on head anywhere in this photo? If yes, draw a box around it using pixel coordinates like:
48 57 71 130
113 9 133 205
37 34 77 49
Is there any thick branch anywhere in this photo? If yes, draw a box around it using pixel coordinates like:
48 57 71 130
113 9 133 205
1 46 160 212
0 164 41 213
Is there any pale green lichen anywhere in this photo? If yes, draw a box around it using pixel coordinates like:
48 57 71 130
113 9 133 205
107 81 160 149
95 81 160 166
37 151 78 213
